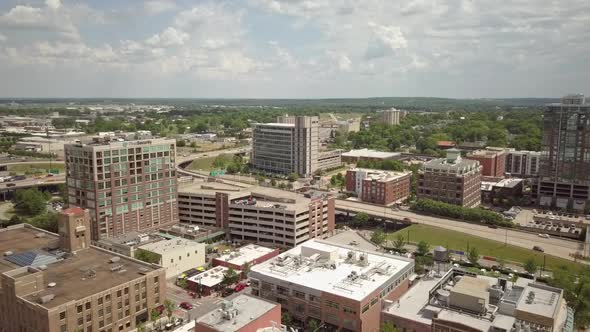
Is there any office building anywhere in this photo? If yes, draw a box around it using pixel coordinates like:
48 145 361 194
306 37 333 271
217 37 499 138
381 108 406 125
418 149 482 207
212 244 279 272
481 178 524 205
465 149 506 178
535 94 590 210
177 181 335 247
195 295 281 332
382 268 574 332
318 149 343 171
505 149 541 178
0 208 166 332
135 238 206 278
249 239 415 332
341 149 401 164
346 168 412 205
65 137 179 240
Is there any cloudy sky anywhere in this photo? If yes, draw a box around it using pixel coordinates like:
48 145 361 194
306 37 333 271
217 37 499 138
0 0 588 98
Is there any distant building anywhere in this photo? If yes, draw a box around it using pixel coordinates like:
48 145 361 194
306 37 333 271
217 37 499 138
536 94 590 210
195 295 281 332
341 148 401 163
465 148 506 178
505 149 541 178
381 108 406 125
0 209 166 332
382 268 574 332
65 138 179 240
346 168 412 205
135 238 206 278
212 244 279 272
436 141 457 149
249 239 414 332
418 149 482 207
318 149 342 170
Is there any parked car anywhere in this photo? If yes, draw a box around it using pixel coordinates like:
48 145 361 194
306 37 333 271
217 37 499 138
403 217 412 222
538 233 550 239
179 302 193 310
488 225 498 229
234 283 246 292
533 246 544 252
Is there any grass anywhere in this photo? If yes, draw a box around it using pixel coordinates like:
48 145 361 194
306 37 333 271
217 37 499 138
388 224 583 273
7 163 65 175
187 156 219 172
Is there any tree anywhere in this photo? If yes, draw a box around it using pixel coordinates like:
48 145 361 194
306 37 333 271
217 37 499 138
137 323 146 332
549 266 590 328
176 139 186 147
222 267 239 286
307 318 320 332
150 309 161 329
371 229 386 245
12 188 48 216
523 258 539 275
393 234 405 251
467 247 479 265
380 321 399 332
29 212 58 232
271 178 277 187
417 241 431 256
164 299 175 322
177 278 188 289
287 173 299 182
241 262 251 279
353 212 369 225
282 312 293 328
135 249 161 264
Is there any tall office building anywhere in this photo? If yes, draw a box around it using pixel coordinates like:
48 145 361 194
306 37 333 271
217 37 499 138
65 137 178 240
380 108 406 125
536 94 590 210
251 115 320 176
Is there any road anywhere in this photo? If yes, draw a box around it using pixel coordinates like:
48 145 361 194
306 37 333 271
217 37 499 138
0 175 66 191
177 147 251 164
335 199 585 262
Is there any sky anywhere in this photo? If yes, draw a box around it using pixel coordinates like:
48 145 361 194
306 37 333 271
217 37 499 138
0 0 588 99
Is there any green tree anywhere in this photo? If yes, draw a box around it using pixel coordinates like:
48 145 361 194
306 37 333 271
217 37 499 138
371 229 386 245
150 309 161 329
287 173 299 182
164 299 175 322
134 249 161 264
353 212 369 225
282 312 293 328
29 212 58 232
393 234 405 251
137 323 146 332
271 178 277 187
12 188 48 216
467 247 479 265
307 318 320 332
417 241 431 256
523 258 538 275
549 266 590 328
222 267 239 286
177 278 188 289
380 321 399 332
176 139 186 147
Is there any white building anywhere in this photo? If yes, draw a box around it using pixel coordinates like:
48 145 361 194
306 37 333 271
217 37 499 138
136 238 206 278
506 149 541 178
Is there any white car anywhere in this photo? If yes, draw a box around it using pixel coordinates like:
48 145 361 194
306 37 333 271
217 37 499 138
538 233 550 239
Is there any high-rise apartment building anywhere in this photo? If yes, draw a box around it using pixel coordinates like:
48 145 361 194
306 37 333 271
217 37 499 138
536 94 590 210
417 149 482 207
65 137 178 240
505 149 541 178
465 148 506 178
0 209 166 332
251 116 323 176
380 108 406 125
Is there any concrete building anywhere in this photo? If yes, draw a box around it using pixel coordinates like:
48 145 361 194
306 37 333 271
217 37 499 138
418 149 482 207
186 266 228 296
178 181 335 247
249 239 415 332
341 149 401 164
346 168 412 205
0 209 166 332
481 178 524 205
381 108 405 125
535 94 590 210
505 150 541 178
64 137 179 240
212 244 279 272
195 295 281 332
382 268 574 332
318 149 343 171
135 238 206 279
465 149 506 178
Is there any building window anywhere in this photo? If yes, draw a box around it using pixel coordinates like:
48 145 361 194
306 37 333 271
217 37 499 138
86 302 91 310
325 300 339 309
362 303 370 313
60 324 67 332
77 305 83 313
59 311 66 320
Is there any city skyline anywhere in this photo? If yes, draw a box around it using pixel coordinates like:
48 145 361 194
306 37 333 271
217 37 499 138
0 0 588 99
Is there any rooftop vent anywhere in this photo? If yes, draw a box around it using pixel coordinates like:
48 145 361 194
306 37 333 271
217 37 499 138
138 267 150 275
110 264 124 272
4 251 13 256
39 294 55 304
109 256 121 263
38 265 48 271
48 282 57 288
35 233 46 238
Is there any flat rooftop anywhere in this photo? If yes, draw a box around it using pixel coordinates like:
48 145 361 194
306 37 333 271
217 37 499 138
342 149 401 159
138 238 204 255
516 283 561 319
196 294 278 332
384 273 444 325
351 168 411 182
188 266 228 288
0 225 161 309
424 156 480 172
215 244 276 267
250 239 413 301
178 180 250 197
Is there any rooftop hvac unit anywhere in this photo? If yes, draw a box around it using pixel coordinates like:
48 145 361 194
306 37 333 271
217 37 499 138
35 233 46 238
38 265 48 271
110 256 121 263
110 264 123 272
39 294 55 304
4 251 13 256
48 282 57 288
138 267 150 275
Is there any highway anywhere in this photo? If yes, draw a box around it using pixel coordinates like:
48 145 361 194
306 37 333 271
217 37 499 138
335 199 585 262
0 175 66 190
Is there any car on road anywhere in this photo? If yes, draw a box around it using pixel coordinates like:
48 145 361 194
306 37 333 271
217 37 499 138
403 217 412 222
5 183 15 187
533 246 544 252
234 283 246 292
179 302 193 310
538 233 550 239
487 225 498 229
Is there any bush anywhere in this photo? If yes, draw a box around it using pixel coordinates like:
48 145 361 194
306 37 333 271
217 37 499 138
410 198 512 227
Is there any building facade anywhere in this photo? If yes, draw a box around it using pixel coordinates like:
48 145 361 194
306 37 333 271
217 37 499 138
0 210 166 332
535 94 590 210
465 149 506 178
381 108 405 125
346 168 411 205
418 149 482 207
505 149 541 178
212 244 279 272
64 137 179 240
318 150 343 171
178 182 335 247
341 149 401 164
136 239 206 279
249 239 414 332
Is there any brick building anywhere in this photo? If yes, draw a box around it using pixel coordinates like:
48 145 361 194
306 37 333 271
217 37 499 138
464 149 506 178
418 149 482 207
345 168 411 205
249 239 414 332
212 244 279 272
0 208 166 332
65 137 178 240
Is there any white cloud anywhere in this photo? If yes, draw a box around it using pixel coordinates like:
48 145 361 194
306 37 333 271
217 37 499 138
46 0 62 11
146 27 189 47
0 5 43 26
0 34 6 42
144 0 177 16
365 22 407 59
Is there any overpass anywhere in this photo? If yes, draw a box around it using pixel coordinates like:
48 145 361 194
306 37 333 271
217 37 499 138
335 199 585 262
0 175 65 200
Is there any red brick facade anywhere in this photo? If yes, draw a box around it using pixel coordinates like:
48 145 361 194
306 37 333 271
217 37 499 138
465 151 506 178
